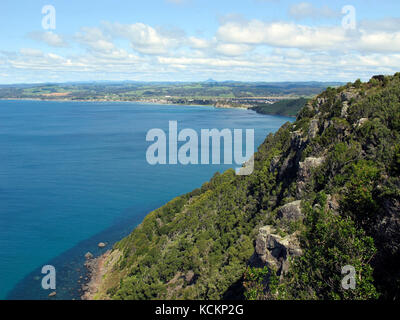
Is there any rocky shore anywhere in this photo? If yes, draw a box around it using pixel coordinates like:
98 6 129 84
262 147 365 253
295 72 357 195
81 250 111 300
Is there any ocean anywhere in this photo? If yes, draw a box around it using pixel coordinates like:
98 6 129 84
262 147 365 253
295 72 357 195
0 100 293 299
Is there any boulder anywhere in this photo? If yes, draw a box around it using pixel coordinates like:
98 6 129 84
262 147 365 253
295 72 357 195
277 200 303 221
355 118 368 128
254 226 302 275
341 90 358 102
185 270 195 284
84 252 93 260
298 157 325 181
98 242 106 248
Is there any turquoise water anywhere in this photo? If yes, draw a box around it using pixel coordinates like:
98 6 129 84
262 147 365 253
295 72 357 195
0 100 292 299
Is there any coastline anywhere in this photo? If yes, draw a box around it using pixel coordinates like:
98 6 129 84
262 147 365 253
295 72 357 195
2 97 291 115
0 97 274 113
0 98 303 116
81 250 111 300
0 97 218 109
81 249 122 300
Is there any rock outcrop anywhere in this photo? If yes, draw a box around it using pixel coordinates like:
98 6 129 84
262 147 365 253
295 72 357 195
296 156 325 195
308 118 319 139
277 200 303 221
253 226 302 276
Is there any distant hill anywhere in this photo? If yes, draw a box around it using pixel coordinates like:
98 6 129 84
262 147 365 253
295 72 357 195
250 97 309 117
0 81 340 101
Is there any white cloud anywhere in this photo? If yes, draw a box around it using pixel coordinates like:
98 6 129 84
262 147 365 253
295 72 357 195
104 22 183 55
288 2 340 20
188 36 210 49
75 27 116 53
215 43 253 56
217 20 347 50
19 48 43 57
28 31 68 47
359 18 400 32
5 15 400 83
358 30 400 53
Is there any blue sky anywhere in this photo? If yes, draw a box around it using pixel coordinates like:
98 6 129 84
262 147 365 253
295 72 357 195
1 0 400 83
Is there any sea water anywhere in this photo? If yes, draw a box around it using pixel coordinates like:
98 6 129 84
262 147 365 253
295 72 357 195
0 100 293 299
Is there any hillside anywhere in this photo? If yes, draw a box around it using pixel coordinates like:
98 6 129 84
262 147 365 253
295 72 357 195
250 98 309 117
87 74 400 300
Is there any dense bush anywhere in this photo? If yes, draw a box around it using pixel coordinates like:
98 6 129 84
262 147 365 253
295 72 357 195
98 75 400 300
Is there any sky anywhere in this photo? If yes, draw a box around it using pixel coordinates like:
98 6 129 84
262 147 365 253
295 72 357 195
0 0 400 83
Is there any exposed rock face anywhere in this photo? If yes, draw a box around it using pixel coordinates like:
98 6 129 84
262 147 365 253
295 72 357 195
355 118 368 128
298 157 325 180
341 102 349 118
290 130 306 150
308 118 319 139
254 226 302 276
327 194 340 213
296 157 325 195
341 90 358 102
269 155 281 172
277 200 303 221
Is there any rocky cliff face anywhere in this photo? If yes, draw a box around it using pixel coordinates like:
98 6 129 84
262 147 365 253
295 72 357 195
88 74 400 300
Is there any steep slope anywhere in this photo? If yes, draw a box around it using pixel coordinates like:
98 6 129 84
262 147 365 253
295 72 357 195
250 97 309 117
90 74 400 300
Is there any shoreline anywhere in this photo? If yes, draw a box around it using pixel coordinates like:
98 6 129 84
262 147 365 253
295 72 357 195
81 250 111 300
0 97 220 109
0 97 292 115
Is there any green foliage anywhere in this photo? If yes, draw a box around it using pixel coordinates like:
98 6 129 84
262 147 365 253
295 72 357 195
341 160 380 224
98 74 400 301
251 98 309 117
392 144 400 175
273 193 379 300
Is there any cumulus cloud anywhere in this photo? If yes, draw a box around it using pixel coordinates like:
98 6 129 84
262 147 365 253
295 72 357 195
217 20 347 50
358 30 400 53
75 27 116 53
215 43 253 56
188 36 210 49
359 18 400 32
288 2 340 20
28 31 68 47
104 22 183 55
6 14 400 83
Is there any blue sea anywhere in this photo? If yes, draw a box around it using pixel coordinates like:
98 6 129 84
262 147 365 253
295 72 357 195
0 100 293 299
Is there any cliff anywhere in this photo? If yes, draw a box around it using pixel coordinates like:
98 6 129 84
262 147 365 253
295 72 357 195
85 74 400 300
